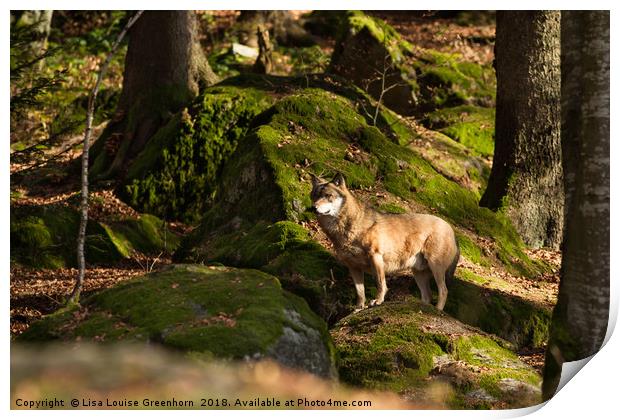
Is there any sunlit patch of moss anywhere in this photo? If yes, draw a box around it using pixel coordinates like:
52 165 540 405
19 265 337 372
345 11 415 62
455 233 491 267
445 272 552 348
377 203 408 214
333 297 542 408
425 105 495 157
414 50 496 110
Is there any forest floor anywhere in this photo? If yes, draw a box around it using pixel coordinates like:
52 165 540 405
10 11 558 377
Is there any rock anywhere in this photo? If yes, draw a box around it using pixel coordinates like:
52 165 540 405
176 82 548 328
330 11 419 115
330 11 496 116
10 204 178 268
332 297 542 409
18 264 337 379
423 105 495 158
91 85 274 223
444 274 552 349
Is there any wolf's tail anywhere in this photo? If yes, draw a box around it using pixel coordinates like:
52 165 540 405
445 237 460 286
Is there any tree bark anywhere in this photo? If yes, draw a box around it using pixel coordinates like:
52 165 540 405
542 10 610 400
91 11 218 180
16 10 53 59
480 11 563 249
237 11 313 47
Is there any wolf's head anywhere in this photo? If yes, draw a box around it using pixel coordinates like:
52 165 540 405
310 173 348 217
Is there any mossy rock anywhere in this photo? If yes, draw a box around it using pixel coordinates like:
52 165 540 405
330 11 496 116
10 204 178 269
445 269 552 349
424 105 495 158
409 129 491 196
332 297 542 409
180 86 545 279
19 264 337 379
91 85 274 223
330 11 419 116
177 220 353 324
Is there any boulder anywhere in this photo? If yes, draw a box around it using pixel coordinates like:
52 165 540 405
330 11 495 116
18 264 337 379
332 297 542 409
178 87 547 324
10 204 178 269
90 85 274 223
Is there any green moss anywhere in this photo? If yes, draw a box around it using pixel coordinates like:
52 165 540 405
106 214 180 256
178 219 352 324
346 11 414 62
10 204 123 268
444 272 552 348
377 203 407 214
333 297 541 408
414 50 496 110
425 105 495 157
19 265 336 371
118 86 273 223
11 205 178 268
331 11 495 115
455 233 490 267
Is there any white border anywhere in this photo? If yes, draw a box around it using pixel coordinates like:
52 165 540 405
3 2 617 420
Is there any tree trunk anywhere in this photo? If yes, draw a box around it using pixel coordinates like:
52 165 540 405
91 11 218 180
16 10 53 67
542 11 610 400
480 11 563 249
237 11 313 47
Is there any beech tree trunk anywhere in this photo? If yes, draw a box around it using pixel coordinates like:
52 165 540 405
91 11 218 180
480 11 563 249
542 10 610 401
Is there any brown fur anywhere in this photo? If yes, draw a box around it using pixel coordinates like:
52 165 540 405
311 173 460 311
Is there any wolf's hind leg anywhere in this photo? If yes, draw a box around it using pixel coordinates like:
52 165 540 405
413 270 433 305
370 253 388 306
430 265 448 311
350 269 367 312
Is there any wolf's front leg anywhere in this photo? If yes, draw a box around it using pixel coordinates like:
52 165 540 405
370 253 387 306
350 269 367 312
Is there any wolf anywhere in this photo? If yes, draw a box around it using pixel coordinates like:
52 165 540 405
310 173 460 311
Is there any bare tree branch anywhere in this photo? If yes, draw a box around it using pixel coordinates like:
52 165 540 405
67 11 144 305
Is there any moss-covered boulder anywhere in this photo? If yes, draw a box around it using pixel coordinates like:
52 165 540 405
332 298 542 409
424 105 495 158
91 85 274 223
178 220 353 324
19 264 337 379
180 86 544 277
330 11 495 116
445 275 551 349
10 204 178 269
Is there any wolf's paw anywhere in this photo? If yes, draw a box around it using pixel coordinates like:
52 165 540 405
369 299 384 307
353 305 368 313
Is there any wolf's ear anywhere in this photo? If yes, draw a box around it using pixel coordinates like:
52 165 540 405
311 174 321 188
332 173 346 189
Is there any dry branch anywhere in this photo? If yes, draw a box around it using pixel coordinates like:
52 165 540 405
68 11 144 305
